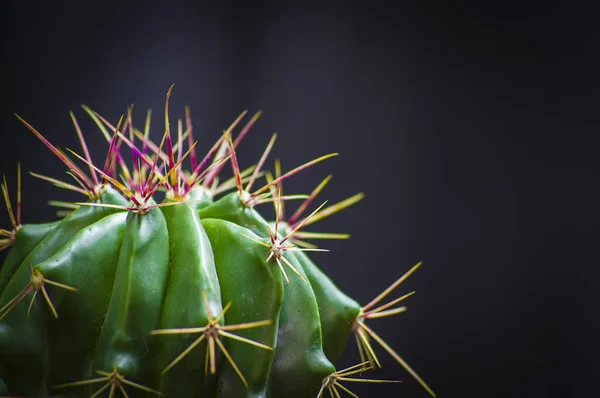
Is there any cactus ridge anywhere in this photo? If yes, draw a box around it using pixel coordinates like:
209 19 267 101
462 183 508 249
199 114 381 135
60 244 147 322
0 87 435 398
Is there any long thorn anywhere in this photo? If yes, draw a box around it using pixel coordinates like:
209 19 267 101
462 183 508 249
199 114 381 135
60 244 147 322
150 327 206 335
274 258 290 284
252 194 310 205
288 174 332 225
0 285 32 319
101 115 124 180
16 163 21 225
92 382 112 398
119 375 164 395
219 330 273 351
185 106 197 170
75 203 132 211
144 127 169 197
279 255 309 284
118 384 130 398
30 172 89 196
201 290 213 321
356 327 380 367
40 285 59 318
142 109 152 155
281 201 328 244
81 104 112 142
1 176 17 230
317 383 326 398
177 118 183 165
334 382 359 398
67 149 137 204
336 361 373 376
215 336 248 387
70 111 99 185
186 135 227 190
43 278 78 291
296 193 365 229
240 233 271 248
233 110 262 148
364 307 407 319
225 131 243 192
285 247 329 253
212 165 258 195
331 385 341 398
336 377 400 384
65 169 92 196
274 158 284 219
361 322 436 397
209 335 217 374
164 85 177 190
364 291 416 316
132 128 168 164
274 187 282 237
203 110 248 188
252 153 338 196
15 114 93 190
362 262 422 312
48 200 80 209
54 377 108 390
245 133 277 192
162 334 206 375
355 332 367 365
220 319 273 332
213 301 232 324
292 232 350 240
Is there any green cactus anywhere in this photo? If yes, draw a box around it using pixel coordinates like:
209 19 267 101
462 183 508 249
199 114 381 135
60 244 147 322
0 87 435 398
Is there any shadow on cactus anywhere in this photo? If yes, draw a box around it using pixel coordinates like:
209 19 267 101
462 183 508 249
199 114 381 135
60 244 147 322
0 86 436 398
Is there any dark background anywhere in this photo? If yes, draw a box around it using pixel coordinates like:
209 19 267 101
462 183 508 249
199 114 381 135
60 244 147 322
1 2 598 397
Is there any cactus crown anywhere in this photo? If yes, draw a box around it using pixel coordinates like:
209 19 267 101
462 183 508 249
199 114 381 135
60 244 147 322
0 86 435 398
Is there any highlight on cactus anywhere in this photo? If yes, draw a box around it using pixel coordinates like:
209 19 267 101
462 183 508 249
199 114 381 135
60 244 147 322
0 85 435 397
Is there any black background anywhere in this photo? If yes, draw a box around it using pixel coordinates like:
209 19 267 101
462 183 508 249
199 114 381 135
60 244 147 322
1 2 598 397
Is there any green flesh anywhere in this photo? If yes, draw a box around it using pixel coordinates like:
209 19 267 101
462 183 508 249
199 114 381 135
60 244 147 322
158 202 222 397
91 206 170 393
269 221 361 363
267 252 335 398
0 220 61 292
0 186 128 396
187 185 214 210
203 218 284 398
198 192 270 237
42 212 128 387
293 250 361 364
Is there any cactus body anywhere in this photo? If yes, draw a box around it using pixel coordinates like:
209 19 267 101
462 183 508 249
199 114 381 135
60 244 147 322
0 90 435 397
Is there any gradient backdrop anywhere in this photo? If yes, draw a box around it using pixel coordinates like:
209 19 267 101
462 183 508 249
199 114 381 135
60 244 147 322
1 2 597 397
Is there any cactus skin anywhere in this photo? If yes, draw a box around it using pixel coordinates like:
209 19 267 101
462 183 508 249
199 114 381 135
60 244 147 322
0 89 435 398
0 220 60 292
203 218 284 398
292 250 361 364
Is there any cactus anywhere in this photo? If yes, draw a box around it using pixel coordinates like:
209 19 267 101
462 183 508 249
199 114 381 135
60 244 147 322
0 86 435 398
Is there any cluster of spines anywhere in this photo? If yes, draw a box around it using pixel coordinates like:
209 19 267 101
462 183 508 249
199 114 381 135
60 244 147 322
0 164 20 252
0 86 435 397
